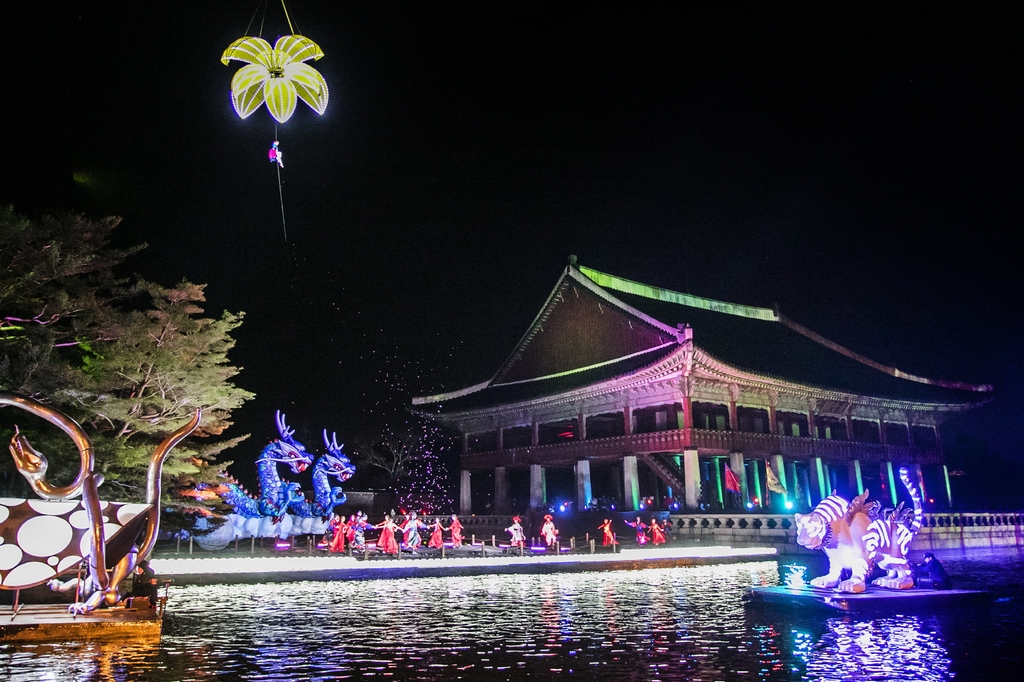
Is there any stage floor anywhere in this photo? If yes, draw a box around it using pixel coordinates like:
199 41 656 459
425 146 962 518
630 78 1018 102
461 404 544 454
151 545 779 585
0 603 163 642
745 584 989 612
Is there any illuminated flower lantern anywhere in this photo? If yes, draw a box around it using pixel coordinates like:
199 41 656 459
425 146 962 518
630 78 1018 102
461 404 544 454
221 35 329 123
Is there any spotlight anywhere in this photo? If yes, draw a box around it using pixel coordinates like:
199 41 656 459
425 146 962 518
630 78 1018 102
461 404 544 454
784 500 794 510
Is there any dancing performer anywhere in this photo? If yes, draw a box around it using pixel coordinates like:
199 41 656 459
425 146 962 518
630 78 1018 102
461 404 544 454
448 513 464 548
598 518 618 546
649 518 667 545
540 514 559 548
375 514 400 555
428 517 446 549
350 513 370 552
401 511 426 551
328 513 348 552
506 516 526 548
625 516 648 545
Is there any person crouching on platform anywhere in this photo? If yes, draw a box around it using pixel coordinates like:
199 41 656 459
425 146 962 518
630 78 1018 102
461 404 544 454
131 559 158 607
506 516 526 548
915 553 952 590
448 514 465 548
598 518 617 546
541 514 559 549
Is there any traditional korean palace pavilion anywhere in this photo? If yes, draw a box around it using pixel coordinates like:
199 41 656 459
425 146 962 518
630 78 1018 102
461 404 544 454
412 258 991 515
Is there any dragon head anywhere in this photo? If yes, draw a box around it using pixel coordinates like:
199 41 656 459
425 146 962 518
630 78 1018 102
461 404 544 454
8 425 48 484
322 430 355 482
261 411 313 473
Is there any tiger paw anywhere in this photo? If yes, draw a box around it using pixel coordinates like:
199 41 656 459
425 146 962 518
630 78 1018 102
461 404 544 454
837 579 866 593
810 576 840 589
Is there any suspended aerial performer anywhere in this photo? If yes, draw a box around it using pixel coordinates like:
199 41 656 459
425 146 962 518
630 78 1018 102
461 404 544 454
349 513 370 553
268 140 284 167
598 518 618 546
625 517 649 545
649 518 667 545
328 513 348 553
375 514 400 555
428 517 446 549
448 514 465 548
401 512 425 551
506 516 526 548
540 514 559 549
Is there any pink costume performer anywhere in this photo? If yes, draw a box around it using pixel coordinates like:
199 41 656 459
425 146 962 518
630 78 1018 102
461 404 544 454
506 516 526 548
428 518 446 549
328 514 348 553
268 140 283 167
649 518 667 545
625 517 648 545
401 512 425 551
598 519 617 546
540 514 559 548
375 515 400 555
448 514 464 548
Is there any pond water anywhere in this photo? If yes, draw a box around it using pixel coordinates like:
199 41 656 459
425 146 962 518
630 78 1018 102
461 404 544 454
2 548 1022 681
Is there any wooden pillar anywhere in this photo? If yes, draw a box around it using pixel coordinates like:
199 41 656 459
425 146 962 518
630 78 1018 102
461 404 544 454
529 464 545 509
879 418 887 445
531 418 539 446
844 415 855 441
461 432 469 456
576 459 592 510
623 455 640 511
495 466 509 514
682 449 701 511
496 426 504 451
682 394 692 430
623 405 633 435
728 385 739 431
610 465 622 507
768 404 778 436
460 470 472 516
578 411 586 440
807 403 817 439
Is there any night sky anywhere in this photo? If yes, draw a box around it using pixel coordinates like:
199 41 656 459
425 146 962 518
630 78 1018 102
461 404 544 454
3 4 1020 498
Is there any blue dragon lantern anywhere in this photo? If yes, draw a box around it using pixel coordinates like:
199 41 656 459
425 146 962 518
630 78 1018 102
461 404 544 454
203 412 355 546
217 411 313 522
288 431 355 519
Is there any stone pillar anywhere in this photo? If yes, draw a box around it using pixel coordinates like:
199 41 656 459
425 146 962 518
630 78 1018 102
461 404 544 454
531 418 539 446
623 455 640 511
882 461 898 507
809 457 827 504
682 449 701 510
496 426 504 451
786 461 799 507
712 457 724 507
942 464 953 508
750 459 763 508
912 463 928 506
578 411 587 440
623 405 633 435
576 459 592 510
822 462 832 494
769 454 788 508
849 459 864 496
728 452 747 505
529 464 545 509
494 466 509 514
460 470 472 516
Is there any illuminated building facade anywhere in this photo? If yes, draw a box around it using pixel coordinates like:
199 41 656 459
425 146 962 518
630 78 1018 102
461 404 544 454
413 258 990 514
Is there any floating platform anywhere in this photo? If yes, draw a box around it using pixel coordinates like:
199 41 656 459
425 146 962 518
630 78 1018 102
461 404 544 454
744 584 989 612
151 545 779 585
0 601 164 642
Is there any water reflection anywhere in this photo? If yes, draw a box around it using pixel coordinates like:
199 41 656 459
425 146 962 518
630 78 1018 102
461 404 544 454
2 555 1018 680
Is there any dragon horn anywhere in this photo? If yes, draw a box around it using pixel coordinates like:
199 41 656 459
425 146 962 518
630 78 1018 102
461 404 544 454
277 410 296 443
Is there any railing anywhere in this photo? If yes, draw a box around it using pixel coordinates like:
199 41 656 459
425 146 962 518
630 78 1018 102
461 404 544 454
462 427 943 467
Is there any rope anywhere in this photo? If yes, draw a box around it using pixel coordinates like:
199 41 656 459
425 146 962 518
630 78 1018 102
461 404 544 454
275 123 288 242
244 0 262 36
281 0 297 34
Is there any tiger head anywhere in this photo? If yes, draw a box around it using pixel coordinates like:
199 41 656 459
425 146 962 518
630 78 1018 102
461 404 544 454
794 512 828 550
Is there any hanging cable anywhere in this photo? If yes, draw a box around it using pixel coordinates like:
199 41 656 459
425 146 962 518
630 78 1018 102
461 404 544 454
243 0 262 36
274 123 288 242
280 0 297 34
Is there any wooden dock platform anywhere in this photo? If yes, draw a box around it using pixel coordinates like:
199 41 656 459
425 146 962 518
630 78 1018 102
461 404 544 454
0 601 164 642
744 585 989 612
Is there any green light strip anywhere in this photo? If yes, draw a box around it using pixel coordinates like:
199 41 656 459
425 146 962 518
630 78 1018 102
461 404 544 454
578 266 778 321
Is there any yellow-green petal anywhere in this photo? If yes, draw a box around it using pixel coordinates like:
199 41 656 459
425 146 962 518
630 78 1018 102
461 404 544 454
264 79 298 123
274 35 325 63
284 63 329 114
221 36 273 65
231 65 269 119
